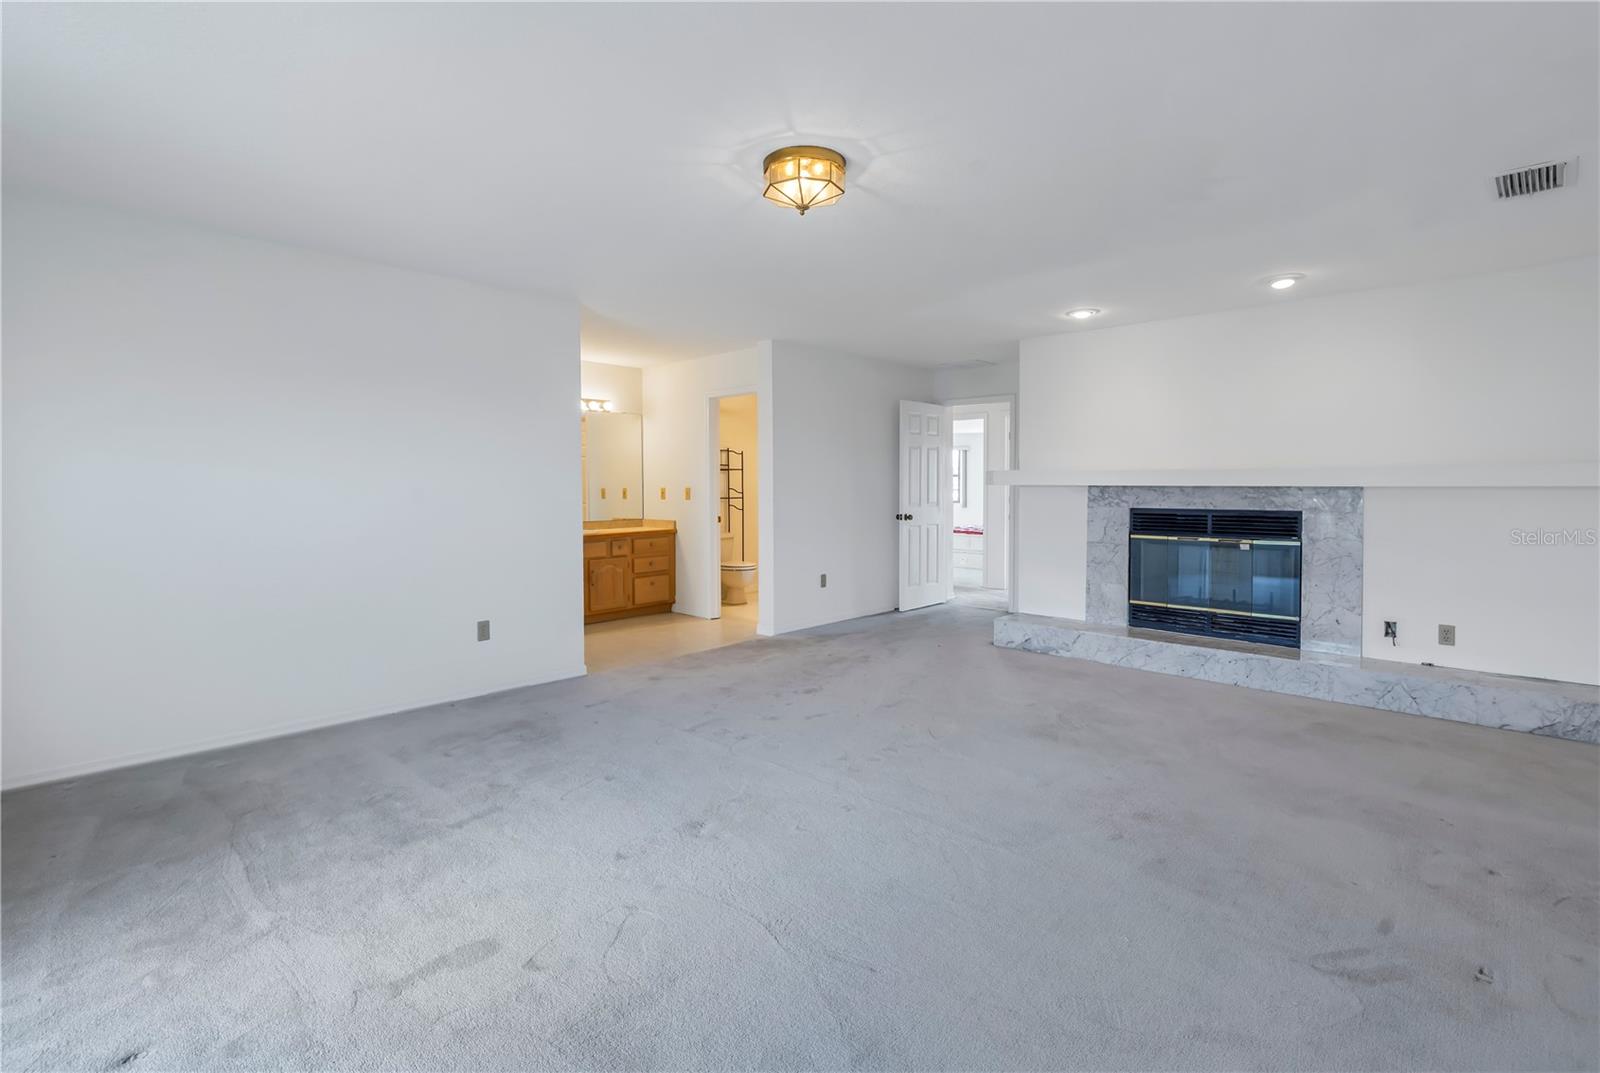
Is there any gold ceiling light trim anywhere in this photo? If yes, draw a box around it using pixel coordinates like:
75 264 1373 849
762 145 846 215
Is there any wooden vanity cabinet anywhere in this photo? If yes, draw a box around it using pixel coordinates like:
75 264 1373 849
583 529 675 623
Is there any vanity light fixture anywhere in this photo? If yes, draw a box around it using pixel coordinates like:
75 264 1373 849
1267 274 1304 290
580 398 613 413
762 145 846 215
1062 308 1101 320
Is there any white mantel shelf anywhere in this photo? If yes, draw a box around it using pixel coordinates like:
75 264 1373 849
989 462 1599 489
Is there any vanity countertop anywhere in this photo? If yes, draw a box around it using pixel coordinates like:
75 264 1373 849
582 523 676 538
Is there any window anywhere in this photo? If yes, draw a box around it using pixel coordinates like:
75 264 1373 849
952 446 969 508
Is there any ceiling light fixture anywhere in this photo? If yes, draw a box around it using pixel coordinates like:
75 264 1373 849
1062 308 1101 320
762 146 846 215
1268 274 1304 290
580 398 613 413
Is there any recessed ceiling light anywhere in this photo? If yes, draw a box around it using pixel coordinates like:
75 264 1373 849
1062 308 1101 320
1268 274 1304 290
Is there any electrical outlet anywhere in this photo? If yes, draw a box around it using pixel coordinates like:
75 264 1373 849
659 487 667 500
820 573 827 588
477 620 491 642
1438 624 1456 646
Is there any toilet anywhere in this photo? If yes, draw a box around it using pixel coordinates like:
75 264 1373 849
720 561 757 605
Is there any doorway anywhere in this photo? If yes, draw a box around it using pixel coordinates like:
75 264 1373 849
579 360 763 675
948 399 1012 607
712 393 761 633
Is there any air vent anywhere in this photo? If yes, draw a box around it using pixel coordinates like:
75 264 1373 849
1495 160 1569 199
1130 508 1208 536
1211 614 1300 645
1130 604 1210 633
1130 507 1301 541
1209 510 1301 540
1128 605 1301 649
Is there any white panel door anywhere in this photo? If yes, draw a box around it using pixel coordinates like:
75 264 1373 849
898 400 952 611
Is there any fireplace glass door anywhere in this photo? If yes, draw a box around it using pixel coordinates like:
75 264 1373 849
1127 509 1302 647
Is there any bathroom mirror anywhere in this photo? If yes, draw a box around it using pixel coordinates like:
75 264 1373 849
581 411 644 521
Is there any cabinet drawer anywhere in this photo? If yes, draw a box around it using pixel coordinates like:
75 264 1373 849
609 539 630 557
633 573 670 605
633 536 672 557
583 541 606 559
633 555 670 575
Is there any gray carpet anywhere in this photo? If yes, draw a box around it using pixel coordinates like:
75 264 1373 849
3 603 1597 1071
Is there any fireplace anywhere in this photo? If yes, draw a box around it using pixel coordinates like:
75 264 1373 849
1127 507 1302 648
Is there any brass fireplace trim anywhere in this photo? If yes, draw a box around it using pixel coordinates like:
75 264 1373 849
1130 534 1300 547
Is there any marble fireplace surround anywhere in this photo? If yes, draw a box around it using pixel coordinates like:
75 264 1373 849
1086 486 1363 656
1001 483 1599 742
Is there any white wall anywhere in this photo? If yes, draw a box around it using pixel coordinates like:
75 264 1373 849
1014 258 1599 682
1020 258 1598 471
718 394 759 587
642 346 773 632
1364 488 1599 684
933 357 1019 405
1014 487 1088 620
645 342 936 636
768 342 934 634
2 196 585 788
580 360 643 415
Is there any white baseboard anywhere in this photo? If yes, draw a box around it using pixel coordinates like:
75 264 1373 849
1 664 588 792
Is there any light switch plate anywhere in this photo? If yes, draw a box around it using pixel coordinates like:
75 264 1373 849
477 620 491 642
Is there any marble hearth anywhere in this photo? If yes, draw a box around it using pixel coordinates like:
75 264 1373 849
1088 486 1362 655
993 615 1599 743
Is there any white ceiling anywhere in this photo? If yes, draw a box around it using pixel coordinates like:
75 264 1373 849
5 3 1596 367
